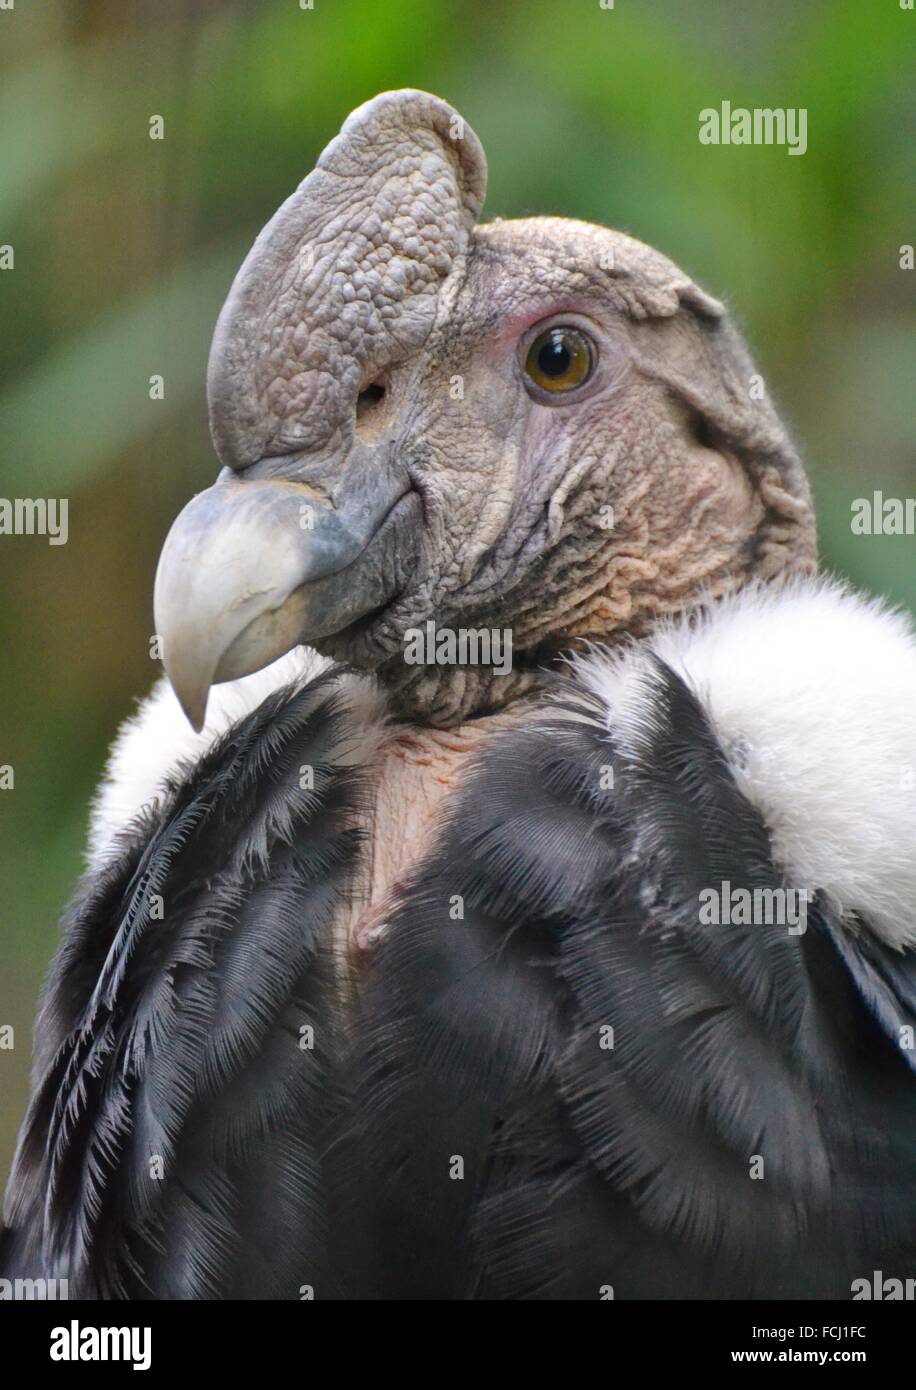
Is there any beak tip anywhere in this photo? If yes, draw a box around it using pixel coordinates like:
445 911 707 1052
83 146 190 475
186 707 207 735
161 658 210 733
175 685 208 734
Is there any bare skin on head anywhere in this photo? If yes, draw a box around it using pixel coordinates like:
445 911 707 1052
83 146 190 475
151 90 817 937
347 214 813 724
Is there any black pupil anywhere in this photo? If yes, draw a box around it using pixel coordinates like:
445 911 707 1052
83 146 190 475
538 333 573 378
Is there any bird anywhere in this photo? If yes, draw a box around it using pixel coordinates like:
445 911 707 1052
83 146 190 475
2 88 915 1300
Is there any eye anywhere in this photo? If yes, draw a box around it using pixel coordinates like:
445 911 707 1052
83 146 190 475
524 325 594 394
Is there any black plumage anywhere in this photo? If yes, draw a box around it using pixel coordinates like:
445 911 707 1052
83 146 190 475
2 673 363 1297
346 665 916 1298
3 89 914 1304
4 659 914 1298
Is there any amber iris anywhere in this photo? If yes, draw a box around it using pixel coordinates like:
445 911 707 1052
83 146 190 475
525 326 593 392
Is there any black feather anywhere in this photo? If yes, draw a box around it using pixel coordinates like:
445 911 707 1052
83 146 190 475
2 672 365 1298
347 663 916 1298
4 659 915 1300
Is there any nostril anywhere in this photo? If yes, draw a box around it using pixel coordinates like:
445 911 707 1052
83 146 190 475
357 381 386 419
355 379 389 442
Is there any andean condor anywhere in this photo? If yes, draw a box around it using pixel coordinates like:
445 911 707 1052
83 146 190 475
2 90 915 1300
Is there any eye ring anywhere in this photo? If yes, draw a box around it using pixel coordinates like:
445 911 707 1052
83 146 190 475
523 324 596 397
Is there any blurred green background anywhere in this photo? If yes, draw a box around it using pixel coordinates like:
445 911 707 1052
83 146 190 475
0 0 913 1192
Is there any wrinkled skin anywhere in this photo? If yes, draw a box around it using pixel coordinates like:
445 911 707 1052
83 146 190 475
2 90 843 1304
155 89 816 729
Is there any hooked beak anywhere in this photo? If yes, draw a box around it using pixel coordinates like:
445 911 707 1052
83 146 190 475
154 458 410 730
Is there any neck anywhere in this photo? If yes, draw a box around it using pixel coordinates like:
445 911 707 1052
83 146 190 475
377 654 549 727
